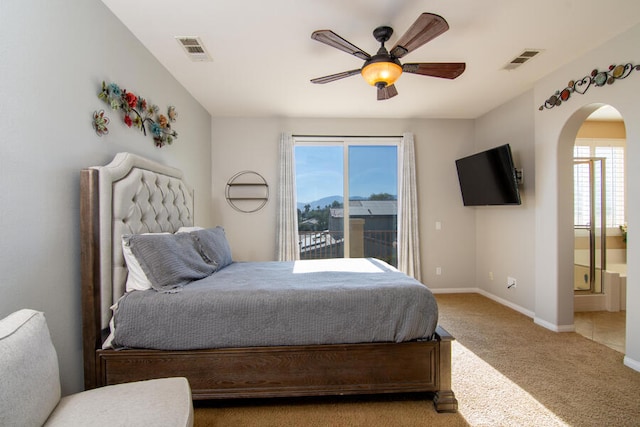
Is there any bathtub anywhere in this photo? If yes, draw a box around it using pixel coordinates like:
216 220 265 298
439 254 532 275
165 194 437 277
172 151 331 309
574 249 626 312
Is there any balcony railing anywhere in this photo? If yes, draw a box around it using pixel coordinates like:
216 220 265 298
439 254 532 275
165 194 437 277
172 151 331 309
298 229 397 267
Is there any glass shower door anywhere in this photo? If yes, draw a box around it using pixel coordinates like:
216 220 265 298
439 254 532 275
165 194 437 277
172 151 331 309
574 158 606 293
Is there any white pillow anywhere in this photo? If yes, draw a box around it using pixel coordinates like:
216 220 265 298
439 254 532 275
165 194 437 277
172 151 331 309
176 226 204 233
122 233 170 291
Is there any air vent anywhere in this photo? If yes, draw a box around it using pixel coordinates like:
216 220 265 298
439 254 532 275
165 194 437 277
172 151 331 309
503 49 542 70
176 36 212 62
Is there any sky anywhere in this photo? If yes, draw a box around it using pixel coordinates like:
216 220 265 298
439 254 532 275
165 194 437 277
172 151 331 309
295 145 398 204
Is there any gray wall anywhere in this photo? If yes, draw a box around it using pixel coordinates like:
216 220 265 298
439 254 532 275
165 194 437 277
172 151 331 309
2 1 639 398
0 0 212 394
532 23 640 369
474 91 537 313
470 22 640 369
211 117 477 289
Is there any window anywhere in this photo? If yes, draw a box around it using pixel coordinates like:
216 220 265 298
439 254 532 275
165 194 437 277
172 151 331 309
574 138 626 228
294 137 399 266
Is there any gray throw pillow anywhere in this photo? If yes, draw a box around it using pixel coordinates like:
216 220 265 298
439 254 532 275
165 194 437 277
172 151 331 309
191 227 233 271
124 232 217 292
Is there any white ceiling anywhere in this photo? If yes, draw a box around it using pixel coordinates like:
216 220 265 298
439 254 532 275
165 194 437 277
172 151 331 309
101 0 640 120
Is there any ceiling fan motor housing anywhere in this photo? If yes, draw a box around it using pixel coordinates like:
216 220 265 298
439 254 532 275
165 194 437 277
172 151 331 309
361 27 402 88
373 26 393 43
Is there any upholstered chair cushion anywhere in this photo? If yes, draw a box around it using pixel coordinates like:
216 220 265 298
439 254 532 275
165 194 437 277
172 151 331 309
44 377 193 427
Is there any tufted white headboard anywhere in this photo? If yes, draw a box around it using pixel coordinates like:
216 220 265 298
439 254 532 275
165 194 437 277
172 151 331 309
81 153 194 332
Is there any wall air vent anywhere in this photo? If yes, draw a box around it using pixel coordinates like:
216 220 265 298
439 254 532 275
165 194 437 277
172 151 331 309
176 36 212 62
502 49 542 70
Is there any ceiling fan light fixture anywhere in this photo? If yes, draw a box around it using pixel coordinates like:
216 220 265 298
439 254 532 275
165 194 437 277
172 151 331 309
361 61 402 87
311 13 463 99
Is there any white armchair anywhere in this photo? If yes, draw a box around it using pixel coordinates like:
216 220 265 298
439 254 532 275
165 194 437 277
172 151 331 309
0 309 193 427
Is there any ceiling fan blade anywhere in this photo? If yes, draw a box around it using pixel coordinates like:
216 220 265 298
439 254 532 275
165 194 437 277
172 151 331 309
390 13 449 59
311 30 371 60
403 62 466 79
311 69 362 84
377 84 398 100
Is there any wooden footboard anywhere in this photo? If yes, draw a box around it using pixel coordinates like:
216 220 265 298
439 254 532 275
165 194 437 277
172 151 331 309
92 328 457 412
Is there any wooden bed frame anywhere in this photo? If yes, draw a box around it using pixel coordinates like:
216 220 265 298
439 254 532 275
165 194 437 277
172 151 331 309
80 152 457 412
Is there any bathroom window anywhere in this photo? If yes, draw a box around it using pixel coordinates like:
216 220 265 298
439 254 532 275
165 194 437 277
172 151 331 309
574 139 625 228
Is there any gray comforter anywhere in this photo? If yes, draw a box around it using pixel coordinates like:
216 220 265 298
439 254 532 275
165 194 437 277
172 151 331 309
109 258 438 350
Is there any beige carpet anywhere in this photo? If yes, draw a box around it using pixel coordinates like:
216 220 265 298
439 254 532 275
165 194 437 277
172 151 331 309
194 293 640 426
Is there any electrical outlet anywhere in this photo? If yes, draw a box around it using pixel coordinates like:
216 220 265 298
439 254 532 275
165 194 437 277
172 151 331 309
436 267 442 275
489 271 494 280
507 276 517 289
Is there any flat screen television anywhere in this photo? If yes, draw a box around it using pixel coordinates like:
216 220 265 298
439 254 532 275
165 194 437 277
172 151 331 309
455 144 521 206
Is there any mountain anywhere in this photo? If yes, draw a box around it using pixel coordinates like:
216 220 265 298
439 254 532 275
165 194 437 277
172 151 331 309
297 195 342 211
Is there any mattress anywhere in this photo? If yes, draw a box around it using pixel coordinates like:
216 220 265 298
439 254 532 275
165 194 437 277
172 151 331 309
108 258 438 350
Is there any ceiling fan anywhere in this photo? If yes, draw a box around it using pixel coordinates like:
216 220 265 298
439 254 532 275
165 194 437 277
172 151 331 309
310 13 465 100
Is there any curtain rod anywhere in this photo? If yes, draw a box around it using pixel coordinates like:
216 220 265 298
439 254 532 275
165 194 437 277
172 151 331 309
292 134 403 138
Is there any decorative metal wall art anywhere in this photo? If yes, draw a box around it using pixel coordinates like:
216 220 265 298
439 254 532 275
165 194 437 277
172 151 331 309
539 63 639 111
95 81 178 147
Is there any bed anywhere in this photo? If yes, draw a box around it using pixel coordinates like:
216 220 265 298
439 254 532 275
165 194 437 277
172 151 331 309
80 152 457 412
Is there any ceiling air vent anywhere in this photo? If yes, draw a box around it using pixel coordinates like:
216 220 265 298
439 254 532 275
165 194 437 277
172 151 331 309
176 36 212 62
502 49 542 70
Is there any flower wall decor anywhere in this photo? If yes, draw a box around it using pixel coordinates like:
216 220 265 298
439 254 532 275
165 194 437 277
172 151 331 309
539 63 639 111
97 81 178 147
93 110 110 136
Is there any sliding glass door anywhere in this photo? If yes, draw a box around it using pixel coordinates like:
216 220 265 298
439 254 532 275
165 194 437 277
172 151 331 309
295 137 399 265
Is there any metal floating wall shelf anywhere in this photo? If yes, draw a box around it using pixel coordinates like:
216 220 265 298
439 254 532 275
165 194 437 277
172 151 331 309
225 171 269 213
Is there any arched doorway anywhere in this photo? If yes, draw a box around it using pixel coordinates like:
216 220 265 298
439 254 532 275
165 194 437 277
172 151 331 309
572 105 627 353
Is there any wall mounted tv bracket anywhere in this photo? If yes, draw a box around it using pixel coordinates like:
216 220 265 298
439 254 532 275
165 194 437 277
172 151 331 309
515 168 524 185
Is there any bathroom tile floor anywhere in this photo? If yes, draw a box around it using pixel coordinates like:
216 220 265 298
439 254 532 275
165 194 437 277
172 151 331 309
574 310 626 353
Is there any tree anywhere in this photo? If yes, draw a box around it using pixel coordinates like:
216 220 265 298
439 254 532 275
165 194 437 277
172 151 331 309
369 192 396 201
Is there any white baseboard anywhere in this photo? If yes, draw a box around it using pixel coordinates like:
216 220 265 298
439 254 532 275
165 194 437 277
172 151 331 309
430 287 535 318
534 317 575 333
476 289 536 319
624 356 640 373
429 287 478 295
432 288 638 368
431 287 574 332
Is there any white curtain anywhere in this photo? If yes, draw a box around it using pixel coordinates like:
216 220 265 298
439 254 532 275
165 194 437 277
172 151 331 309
398 132 422 281
276 132 300 261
